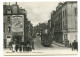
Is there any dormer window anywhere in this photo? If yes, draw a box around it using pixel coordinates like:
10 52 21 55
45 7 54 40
7 10 11 14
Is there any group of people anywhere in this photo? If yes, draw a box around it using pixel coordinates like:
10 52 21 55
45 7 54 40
9 39 35 52
72 40 78 51
65 39 78 51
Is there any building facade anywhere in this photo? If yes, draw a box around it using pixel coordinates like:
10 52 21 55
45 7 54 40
3 3 33 48
51 1 77 45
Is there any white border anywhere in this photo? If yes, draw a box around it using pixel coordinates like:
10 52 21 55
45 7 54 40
0 0 80 57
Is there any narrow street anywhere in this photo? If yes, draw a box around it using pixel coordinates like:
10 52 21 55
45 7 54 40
34 36 69 50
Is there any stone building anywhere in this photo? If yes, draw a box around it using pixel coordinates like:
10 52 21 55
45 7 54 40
51 1 77 44
3 2 33 48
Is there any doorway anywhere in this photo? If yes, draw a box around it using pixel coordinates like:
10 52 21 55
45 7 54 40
13 35 22 44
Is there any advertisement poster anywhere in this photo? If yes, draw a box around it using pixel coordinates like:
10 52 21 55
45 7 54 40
12 15 24 32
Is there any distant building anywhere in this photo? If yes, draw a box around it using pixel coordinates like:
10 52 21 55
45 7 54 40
51 1 77 44
3 2 33 48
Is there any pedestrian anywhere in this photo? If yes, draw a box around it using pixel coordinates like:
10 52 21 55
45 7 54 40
27 40 32 52
27 44 29 51
28 44 32 51
12 42 16 52
9 42 13 50
67 40 69 47
72 40 78 51
29 36 35 50
32 38 35 50
15 43 19 52
65 39 67 47
70 43 72 47
23 43 26 52
19 44 22 52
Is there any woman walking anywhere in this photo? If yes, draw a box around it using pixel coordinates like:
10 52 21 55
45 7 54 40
12 42 16 52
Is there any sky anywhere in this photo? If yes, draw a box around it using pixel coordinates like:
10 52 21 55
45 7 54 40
5 2 59 26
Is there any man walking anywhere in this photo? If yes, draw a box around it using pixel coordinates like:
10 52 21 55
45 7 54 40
32 38 35 50
15 43 19 52
72 40 78 51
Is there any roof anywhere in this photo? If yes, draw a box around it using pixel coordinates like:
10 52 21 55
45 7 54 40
51 1 77 15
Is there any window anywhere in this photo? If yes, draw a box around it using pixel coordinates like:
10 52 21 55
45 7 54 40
59 14 60 19
75 20 77 29
63 11 64 18
61 12 62 19
65 9 67 17
8 26 11 33
4 23 5 32
7 10 11 14
7 16 10 22
63 21 64 28
59 23 61 30
7 36 11 38
64 34 67 40
75 8 77 15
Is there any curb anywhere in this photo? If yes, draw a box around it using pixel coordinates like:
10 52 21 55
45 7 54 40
52 42 65 47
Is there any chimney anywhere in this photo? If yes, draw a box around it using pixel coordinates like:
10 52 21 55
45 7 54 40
56 2 63 10
15 2 17 5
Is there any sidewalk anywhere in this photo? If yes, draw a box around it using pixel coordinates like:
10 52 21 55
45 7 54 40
52 41 65 47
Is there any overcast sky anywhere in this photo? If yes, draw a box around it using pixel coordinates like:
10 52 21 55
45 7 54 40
5 2 59 26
